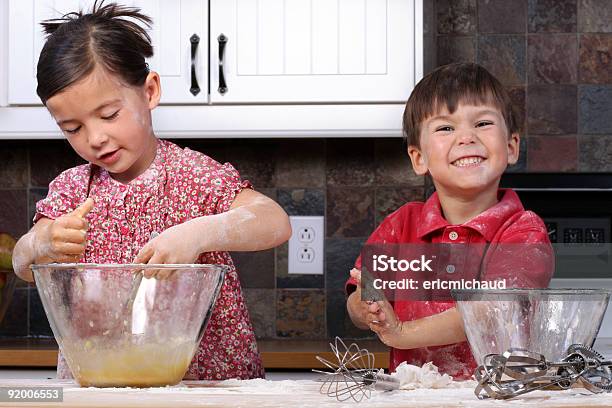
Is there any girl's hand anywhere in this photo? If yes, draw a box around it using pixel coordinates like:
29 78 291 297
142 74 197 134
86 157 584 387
133 223 202 279
38 198 94 263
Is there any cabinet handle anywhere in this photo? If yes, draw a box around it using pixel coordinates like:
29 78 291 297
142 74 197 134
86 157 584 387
190 34 201 96
218 34 228 95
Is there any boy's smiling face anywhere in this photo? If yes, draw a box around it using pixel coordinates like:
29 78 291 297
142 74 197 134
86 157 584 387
408 103 520 197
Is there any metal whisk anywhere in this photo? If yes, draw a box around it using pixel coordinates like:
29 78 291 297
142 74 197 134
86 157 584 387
475 344 612 400
313 337 399 402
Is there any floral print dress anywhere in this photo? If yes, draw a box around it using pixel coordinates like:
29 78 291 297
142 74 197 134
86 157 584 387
35 139 264 380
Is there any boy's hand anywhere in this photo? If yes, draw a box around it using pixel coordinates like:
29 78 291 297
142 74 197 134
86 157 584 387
348 269 404 347
133 223 202 279
366 298 403 348
38 198 94 263
347 269 374 330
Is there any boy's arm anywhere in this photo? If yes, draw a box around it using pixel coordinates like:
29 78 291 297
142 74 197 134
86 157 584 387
484 213 554 288
368 299 467 349
346 206 408 330
389 307 467 349
352 268 466 348
346 269 371 330
347 293 370 330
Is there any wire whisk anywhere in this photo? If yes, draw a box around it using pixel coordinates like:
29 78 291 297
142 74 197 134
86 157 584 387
475 344 612 400
313 337 399 402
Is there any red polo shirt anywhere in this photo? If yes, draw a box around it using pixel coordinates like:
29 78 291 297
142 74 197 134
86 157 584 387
347 189 554 379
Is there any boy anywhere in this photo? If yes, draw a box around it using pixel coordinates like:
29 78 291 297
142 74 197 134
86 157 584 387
346 63 554 379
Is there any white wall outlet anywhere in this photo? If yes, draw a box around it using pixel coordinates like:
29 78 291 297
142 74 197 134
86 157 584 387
288 216 324 275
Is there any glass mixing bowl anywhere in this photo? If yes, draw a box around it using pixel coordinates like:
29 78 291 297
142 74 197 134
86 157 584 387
31 263 226 387
452 288 611 366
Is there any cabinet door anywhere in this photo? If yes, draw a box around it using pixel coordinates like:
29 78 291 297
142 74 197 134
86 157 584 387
210 0 420 103
132 0 208 104
8 0 207 105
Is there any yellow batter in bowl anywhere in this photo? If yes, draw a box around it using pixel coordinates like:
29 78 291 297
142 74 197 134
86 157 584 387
64 336 195 387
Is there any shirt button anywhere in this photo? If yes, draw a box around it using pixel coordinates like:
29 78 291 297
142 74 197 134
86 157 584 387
446 264 456 274
449 231 459 241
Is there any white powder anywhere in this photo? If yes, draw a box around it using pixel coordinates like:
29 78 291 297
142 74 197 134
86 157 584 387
9 378 612 407
389 361 476 390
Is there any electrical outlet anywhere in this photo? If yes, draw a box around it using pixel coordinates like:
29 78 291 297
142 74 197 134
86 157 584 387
298 227 315 243
288 216 324 275
298 247 315 262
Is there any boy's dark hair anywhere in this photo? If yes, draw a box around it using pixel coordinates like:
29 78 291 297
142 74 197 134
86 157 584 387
36 0 153 105
403 63 520 147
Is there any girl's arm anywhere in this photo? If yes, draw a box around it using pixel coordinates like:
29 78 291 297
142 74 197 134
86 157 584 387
135 189 292 272
13 220 54 282
207 188 292 251
13 198 93 282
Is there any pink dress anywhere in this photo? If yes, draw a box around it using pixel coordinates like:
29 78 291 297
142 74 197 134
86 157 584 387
35 139 264 380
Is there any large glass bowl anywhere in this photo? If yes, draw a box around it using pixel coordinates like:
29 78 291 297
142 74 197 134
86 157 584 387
452 289 611 366
31 263 226 387
0 270 18 325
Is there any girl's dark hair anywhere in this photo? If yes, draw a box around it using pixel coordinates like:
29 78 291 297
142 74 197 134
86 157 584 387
403 63 520 147
36 0 153 105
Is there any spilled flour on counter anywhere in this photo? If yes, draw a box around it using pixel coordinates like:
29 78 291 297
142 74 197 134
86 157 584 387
389 361 475 390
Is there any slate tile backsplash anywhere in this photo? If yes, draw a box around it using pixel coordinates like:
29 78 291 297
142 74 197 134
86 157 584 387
478 0 527 34
528 34 578 84
528 0 577 33
1 0 611 341
527 85 578 134
478 35 526 86
578 0 612 33
0 138 421 341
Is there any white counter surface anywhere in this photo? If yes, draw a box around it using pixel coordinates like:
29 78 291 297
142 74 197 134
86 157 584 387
0 378 612 408
1 338 612 406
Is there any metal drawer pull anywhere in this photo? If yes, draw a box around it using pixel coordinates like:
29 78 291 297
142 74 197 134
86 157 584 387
218 34 228 95
190 34 200 96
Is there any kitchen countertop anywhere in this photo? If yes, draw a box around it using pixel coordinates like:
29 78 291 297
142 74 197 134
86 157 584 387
1 378 612 407
2 340 612 406
0 338 390 370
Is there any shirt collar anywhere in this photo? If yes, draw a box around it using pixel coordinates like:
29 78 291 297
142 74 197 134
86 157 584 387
416 192 448 239
416 189 524 241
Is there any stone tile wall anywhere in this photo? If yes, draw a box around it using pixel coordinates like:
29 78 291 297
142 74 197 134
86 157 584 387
437 0 612 173
1 0 610 341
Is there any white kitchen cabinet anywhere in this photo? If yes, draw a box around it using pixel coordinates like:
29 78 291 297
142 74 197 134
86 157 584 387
0 0 7 107
210 0 419 103
7 0 208 105
0 0 423 138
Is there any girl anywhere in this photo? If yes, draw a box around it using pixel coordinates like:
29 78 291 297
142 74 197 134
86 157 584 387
12 2 291 381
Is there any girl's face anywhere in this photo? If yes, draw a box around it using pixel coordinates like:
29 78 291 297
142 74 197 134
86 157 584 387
46 67 161 184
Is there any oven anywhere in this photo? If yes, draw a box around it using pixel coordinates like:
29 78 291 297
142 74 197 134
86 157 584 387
501 173 612 336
